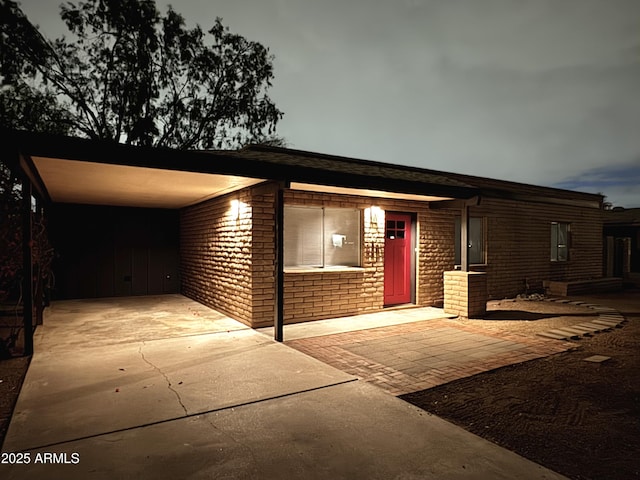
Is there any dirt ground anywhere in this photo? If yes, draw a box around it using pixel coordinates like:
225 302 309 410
402 290 640 480
0 355 29 449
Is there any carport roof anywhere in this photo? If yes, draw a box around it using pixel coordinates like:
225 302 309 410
8 130 478 208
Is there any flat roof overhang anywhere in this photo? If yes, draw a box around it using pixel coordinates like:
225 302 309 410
31 156 266 208
9 130 479 209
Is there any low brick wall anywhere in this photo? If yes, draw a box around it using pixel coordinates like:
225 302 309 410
284 270 379 323
444 270 487 318
544 277 623 296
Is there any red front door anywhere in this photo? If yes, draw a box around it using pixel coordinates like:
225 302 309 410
384 213 412 305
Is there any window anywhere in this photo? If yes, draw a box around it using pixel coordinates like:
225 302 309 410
455 217 485 265
551 222 570 261
386 219 406 239
284 206 361 268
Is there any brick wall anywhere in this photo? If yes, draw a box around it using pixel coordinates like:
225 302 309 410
468 197 603 298
180 182 278 328
417 209 457 307
284 270 373 322
181 184 603 327
250 185 277 327
444 271 487 318
282 191 443 323
180 188 254 325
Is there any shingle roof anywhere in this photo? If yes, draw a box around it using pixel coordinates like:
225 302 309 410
214 144 480 199
227 144 603 207
226 145 474 189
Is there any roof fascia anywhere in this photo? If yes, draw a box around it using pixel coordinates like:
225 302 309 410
429 196 481 209
477 188 603 210
19 153 51 202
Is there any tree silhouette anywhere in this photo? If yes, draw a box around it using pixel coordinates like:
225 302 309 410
0 0 284 149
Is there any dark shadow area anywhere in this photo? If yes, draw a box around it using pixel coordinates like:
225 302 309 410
0 355 30 450
483 310 598 321
399 306 640 480
48 204 179 299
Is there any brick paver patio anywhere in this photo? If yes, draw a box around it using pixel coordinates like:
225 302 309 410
286 318 576 396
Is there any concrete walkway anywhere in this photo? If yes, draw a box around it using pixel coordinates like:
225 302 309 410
1 295 567 479
259 305 452 340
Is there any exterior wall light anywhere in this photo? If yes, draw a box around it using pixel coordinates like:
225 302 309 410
230 199 241 221
366 206 384 229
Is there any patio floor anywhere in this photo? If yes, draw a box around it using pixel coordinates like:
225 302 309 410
285 314 577 396
38 295 577 398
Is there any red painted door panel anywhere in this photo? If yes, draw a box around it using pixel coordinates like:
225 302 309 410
384 213 412 305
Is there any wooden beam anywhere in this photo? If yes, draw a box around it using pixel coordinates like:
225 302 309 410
19 153 51 203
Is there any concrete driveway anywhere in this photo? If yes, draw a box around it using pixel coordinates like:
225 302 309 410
1 295 567 479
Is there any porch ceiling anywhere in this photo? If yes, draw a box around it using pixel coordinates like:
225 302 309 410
290 182 454 202
32 156 265 209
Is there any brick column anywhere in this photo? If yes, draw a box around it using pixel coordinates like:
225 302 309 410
444 271 487 318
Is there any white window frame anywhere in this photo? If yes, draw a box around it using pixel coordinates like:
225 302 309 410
284 206 361 268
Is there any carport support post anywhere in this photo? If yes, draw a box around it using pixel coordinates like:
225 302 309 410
274 184 285 342
461 204 469 272
22 176 34 355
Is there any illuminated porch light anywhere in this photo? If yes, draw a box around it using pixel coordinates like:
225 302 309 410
230 199 241 221
365 206 384 229
229 198 250 223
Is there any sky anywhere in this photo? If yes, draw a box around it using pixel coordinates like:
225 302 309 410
16 0 640 208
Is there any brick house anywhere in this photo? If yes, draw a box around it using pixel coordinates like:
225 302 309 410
9 131 604 341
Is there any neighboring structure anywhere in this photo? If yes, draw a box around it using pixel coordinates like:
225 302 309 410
604 207 640 284
7 131 605 342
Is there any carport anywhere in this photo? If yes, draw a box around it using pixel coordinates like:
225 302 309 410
9 130 271 353
9 130 482 353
